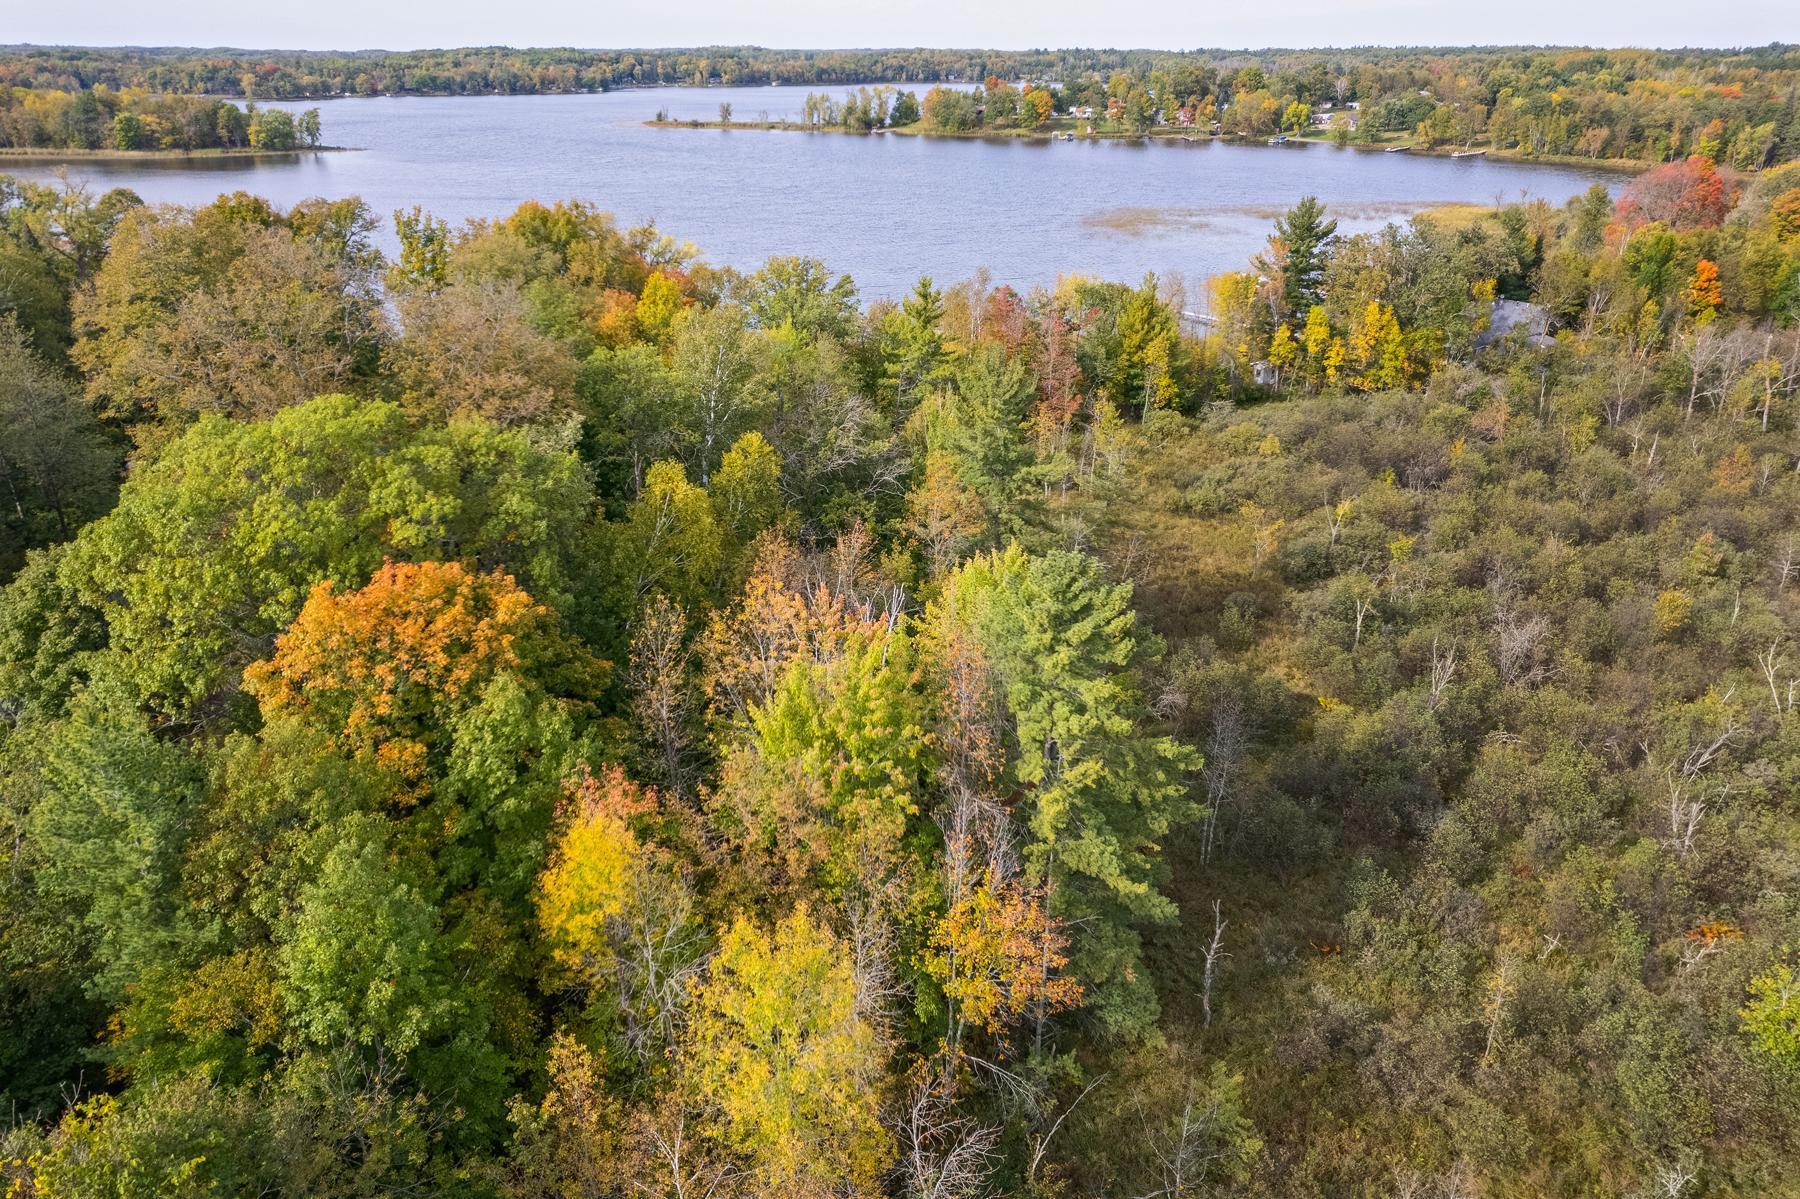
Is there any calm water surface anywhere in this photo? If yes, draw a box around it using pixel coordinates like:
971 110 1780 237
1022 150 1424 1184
6 86 1628 300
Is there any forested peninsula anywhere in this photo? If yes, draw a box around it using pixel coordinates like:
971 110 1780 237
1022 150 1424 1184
0 89 325 153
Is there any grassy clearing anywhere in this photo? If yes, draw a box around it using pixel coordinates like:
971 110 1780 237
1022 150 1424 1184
1411 202 1499 231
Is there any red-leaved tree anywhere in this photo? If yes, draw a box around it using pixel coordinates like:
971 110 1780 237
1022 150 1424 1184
1617 155 1735 231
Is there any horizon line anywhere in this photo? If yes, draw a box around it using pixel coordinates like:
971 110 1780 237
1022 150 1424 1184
4 40 1796 56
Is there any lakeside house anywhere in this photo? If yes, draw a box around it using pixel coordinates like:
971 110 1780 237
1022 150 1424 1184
1474 299 1554 350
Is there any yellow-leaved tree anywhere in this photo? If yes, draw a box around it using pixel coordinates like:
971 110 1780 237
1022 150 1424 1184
683 905 892 1196
537 769 654 975
537 767 702 1064
925 869 1083 1047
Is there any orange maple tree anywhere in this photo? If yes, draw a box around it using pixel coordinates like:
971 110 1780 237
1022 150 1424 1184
1685 258 1724 315
245 558 586 783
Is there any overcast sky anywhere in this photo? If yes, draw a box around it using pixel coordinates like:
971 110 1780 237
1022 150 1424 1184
7 0 1793 52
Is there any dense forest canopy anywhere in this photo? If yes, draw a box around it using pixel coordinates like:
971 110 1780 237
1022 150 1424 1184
1 141 1799 1196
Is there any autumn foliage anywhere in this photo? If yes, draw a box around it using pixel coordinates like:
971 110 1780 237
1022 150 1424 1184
1685 257 1724 315
926 871 1083 1037
537 767 660 975
8 118 1800 1199
685 906 893 1195
699 532 890 726
1618 155 1735 231
245 558 595 781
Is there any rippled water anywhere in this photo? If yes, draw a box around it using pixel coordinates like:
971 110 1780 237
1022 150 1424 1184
5 85 1628 299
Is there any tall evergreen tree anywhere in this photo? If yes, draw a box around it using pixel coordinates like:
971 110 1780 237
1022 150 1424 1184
1265 195 1338 321
938 546 1200 1037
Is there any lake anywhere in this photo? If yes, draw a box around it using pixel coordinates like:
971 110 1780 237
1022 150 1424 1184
2 85 1628 301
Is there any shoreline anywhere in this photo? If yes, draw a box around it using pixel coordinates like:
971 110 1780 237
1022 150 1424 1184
644 119 1653 171
1285 133 1652 173
0 146 357 163
649 118 1264 144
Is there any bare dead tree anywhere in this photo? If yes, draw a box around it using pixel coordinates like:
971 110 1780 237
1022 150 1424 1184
842 863 912 1038
1352 591 1378 653
931 603 1018 912
1655 694 1743 855
1479 955 1515 1067
964 1052 1040 1121
1133 1074 1246 1199
1198 695 1247 865
1442 1161 1477 1199
633 1103 735 1199
896 1060 1000 1199
312 1034 461 1186
1664 771 1709 855
1025 1073 1108 1188
1326 496 1355 553
1385 1160 1476 1199
1679 927 1738 972
1111 531 1151 590
937 781 1018 915
1200 900 1229 1030
1677 696 1744 780
1776 536 1799 593
1604 358 1648 426
1647 1157 1698 1199
1678 322 1753 419
627 595 698 800
1151 675 1190 724
1428 635 1459 711
1581 277 1614 338
1756 640 1793 718
577 859 710 1068
1493 604 1551 687
1749 331 1800 432
1388 1169 1430 1199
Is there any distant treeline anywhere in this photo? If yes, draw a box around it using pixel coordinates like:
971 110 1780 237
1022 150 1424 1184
4 43 1799 165
2 44 1108 95
0 88 322 151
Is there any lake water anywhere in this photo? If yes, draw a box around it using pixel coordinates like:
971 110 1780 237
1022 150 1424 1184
3 86 1627 301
